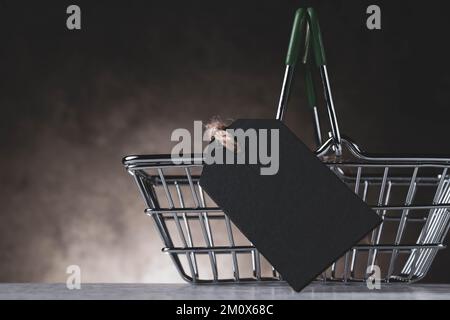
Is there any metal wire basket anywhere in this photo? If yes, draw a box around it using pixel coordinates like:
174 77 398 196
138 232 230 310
123 8 450 284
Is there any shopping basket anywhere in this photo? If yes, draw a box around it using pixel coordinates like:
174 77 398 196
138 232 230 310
123 8 450 284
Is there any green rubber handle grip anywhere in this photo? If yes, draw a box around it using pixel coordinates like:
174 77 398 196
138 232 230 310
285 8 307 66
307 8 327 66
301 22 311 65
305 66 317 108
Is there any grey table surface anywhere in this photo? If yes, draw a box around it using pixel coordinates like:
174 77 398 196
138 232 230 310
1 283 450 300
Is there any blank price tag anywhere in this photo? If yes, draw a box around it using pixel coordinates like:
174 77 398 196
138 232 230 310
200 119 381 292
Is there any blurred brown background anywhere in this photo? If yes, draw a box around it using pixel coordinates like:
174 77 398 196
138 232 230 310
1 0 450 283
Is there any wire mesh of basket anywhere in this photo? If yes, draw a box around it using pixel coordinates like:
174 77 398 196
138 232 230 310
122 8 450 284
123 148 450 284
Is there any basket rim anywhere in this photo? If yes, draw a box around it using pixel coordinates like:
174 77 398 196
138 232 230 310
123 138 450 169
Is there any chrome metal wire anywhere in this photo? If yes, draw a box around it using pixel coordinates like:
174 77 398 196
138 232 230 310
124 142 450 284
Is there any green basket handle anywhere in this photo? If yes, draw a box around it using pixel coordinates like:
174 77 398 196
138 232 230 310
285 8 307 67
307 8 327 66
305 66 317 108
284 8 327 67
278 7 340 151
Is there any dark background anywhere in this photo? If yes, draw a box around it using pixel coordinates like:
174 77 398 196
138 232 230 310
1 0 450 282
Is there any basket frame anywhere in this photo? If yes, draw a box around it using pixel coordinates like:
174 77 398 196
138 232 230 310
123 138 450 284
